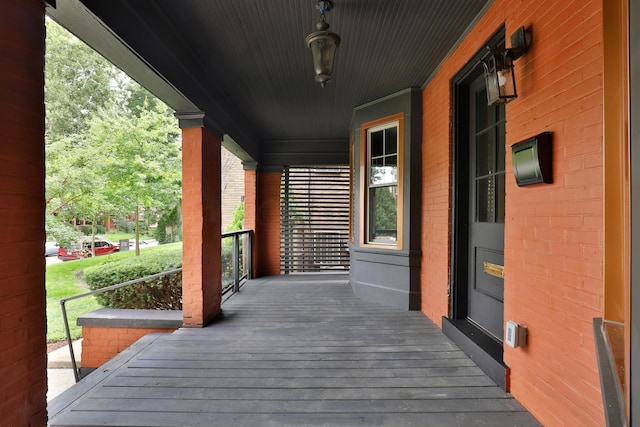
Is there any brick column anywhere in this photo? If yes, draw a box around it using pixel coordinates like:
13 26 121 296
0 1 47 424
243 165 282 277
178 114 222 327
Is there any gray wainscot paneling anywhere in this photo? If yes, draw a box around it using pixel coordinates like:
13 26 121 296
350 247 421 310
349 88 422 310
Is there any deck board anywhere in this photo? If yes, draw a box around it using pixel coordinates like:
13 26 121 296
48 274 541 426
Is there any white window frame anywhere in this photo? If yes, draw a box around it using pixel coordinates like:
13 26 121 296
359 113 404 249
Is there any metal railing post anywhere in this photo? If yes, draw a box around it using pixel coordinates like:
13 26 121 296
247 230 253 279
232 234 240 293
60 299 80 382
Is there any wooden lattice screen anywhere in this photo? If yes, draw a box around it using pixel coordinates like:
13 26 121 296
280 166 350 273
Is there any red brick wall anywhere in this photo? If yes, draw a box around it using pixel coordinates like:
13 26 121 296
81 327 176 368
182 127 222 326
0 1 48 425
421 1 605 425
244 170 281 277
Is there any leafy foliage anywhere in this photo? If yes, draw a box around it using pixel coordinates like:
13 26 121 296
44 18 182 249
46 215 83 251
221 202 246 286
78 224 106 236
155 204 182 244
226 202 245 232
45 19 119 139
84 248 182 309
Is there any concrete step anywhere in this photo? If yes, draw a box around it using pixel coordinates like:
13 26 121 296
47 339 82 369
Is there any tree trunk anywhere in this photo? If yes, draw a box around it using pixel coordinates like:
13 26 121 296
135 204 140 256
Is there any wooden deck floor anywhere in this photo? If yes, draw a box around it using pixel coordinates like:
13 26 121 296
48 274 540 426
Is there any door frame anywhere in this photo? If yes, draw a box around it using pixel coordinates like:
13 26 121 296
442 26 509 390
450 27 504 322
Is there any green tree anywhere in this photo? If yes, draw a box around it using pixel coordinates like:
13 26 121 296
155 203 182 244
45 18 118 139
45 215 82 250
44 19 182 251
45 18 121 240
226 202 245 232
85 93 181 254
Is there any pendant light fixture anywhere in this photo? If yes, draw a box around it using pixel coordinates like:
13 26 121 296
305 0 341 87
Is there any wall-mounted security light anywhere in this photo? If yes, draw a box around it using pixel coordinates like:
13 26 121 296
482 27 532 106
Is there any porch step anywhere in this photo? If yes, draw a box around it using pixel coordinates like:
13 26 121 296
442 317 508 390
47 339 82 369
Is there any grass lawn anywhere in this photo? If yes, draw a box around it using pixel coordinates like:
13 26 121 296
46 242 181 342
103 231 155 243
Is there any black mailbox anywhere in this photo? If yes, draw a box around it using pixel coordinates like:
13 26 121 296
511 132 552 186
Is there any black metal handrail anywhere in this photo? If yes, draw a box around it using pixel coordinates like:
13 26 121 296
59 229 253 382
60 268 182 382
221 229 252 297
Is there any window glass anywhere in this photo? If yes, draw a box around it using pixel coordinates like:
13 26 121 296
368 186 398 243
366 120 400 245
385 127 398 154
370 165 397 185
370 130 384 157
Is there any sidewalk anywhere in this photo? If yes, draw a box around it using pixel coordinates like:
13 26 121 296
47 340 82 402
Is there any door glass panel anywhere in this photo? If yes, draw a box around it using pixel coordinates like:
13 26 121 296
497 122 506 171
476 177 494 223
476 130 494 177
476 89 489 130
496 174 505 223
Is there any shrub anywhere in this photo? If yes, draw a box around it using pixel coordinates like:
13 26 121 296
114 217 136 233
84 248 182 310
154 224 166 244
155 205 182 244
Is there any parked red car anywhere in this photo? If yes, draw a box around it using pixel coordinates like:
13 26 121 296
57 238 119 261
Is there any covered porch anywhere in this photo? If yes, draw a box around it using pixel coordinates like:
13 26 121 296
2 0 638 425
48 275 539 426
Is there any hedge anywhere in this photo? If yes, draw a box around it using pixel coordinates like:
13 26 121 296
84 248 182 310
